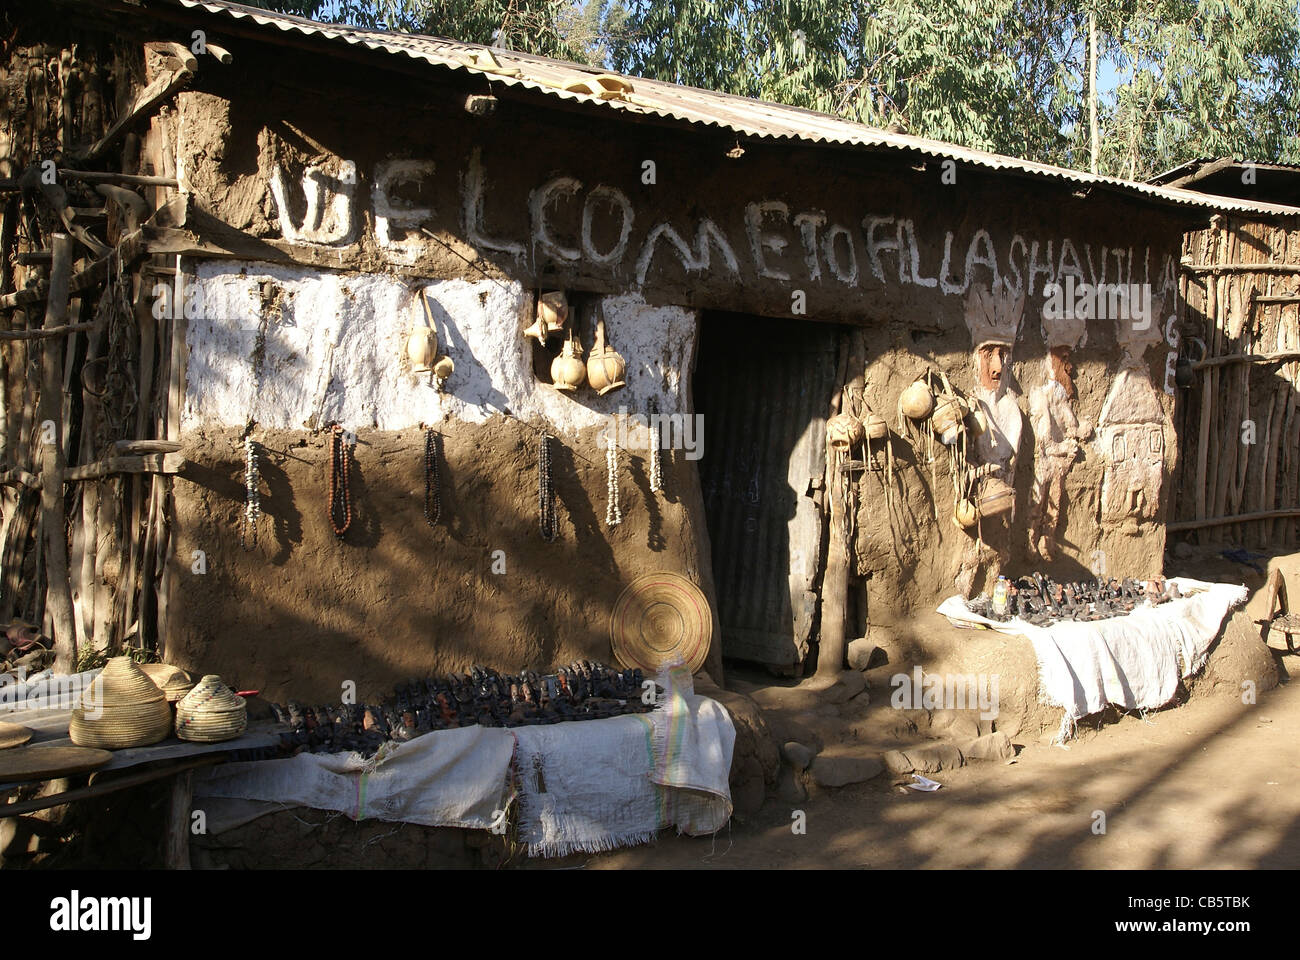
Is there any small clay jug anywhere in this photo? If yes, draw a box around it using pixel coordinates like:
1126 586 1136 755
586 316 626 395
407 325 437 373
827 413 865 451
551 335 586 392
899 380 934 420
953 497 980 530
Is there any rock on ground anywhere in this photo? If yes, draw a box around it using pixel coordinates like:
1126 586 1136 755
961 731 1016 761
809 750 883 787
781 741 816 772
847 638 878 671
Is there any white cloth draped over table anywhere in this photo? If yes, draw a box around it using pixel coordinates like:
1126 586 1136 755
937 578 1249 741
194 666 735 856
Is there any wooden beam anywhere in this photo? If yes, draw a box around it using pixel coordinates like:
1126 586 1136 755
1169 508 1300 532
64 452 187 482
0 469 40 490
39 235 77 673
60 170 179 189
0 756 223 818
114 440 182 455
0 322 95 341
1184 262 1300 275
1192 350 1300 370
75 67 194 163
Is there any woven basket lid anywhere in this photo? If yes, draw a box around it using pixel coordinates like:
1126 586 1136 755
610 572 712 674
0 721 32 750
81 657 165 713
176 675 246 718
140 663 194 702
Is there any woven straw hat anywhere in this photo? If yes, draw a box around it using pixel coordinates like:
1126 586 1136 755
610 572 712 674
175 675 247 743
0 721 32 750
69 657 173 749
140 663 195 702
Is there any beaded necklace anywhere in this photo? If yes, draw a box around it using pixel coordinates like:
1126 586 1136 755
605 438 622 527
538 432 557 541
242 436 260 551
328 424 353 538
423 428 441 526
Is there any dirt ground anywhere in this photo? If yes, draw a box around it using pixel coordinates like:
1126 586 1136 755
584 662 1300 870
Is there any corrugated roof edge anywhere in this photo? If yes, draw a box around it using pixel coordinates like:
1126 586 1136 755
161 0 1300 220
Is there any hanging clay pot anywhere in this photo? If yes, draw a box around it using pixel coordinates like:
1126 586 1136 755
406 325 437 374
976 476 1015 519
539 291 569 329
586 315 626 395
967 406 989 436
551 335 586 392
431 354 455 384
954 498 980 529
525 291 569 345
827 413 866 451
863 411 889 441
899 380 934 420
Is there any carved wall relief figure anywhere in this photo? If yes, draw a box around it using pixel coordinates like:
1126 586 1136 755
1096 298 1172 536
1028 308 1090 561
955 281 1026 598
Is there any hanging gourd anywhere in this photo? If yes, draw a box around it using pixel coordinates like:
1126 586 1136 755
586 310 626 395
551 331 587 392
524 290 569 345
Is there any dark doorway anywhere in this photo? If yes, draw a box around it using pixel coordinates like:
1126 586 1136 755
694 312 842 669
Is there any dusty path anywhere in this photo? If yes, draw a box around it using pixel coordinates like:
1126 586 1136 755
583 677 1300 870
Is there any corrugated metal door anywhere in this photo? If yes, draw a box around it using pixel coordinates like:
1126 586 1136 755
695 314 840 667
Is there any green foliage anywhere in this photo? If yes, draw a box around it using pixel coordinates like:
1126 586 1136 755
244 0 1300 180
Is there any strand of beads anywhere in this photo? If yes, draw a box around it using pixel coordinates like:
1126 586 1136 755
329 424 353 538
424 428 441 526
649 420 663 494
605 438 622 527
242 436 260 550
538 433 556 542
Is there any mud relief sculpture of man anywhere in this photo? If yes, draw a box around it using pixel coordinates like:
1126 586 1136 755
955 281 1025 598
1028 303 1091 561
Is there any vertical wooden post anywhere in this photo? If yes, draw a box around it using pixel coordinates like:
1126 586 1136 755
164 769 193 870
39 233 76 671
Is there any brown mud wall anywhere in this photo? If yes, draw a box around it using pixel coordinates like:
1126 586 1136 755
169 420 710 703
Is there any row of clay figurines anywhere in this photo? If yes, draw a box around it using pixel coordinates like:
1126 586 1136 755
526 292 627 395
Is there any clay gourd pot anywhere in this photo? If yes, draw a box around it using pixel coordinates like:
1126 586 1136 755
967 407 989 435
586 318 626 395
432 355 455 382
899 380 934 420
976 476 1015 519
406 326 437 373
551 337 586 392
538 291 569 329
864 412 889 441
827 413 866 451
932 395 965 445
953 498 980 529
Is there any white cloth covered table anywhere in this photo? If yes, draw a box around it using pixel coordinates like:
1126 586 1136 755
937 577 1248 740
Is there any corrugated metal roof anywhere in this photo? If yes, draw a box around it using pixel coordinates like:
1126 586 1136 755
167 0 1300 219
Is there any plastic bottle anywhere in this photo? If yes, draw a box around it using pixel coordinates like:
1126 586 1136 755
992 576 1009 619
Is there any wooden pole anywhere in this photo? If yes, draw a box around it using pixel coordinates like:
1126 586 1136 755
38 234 77 671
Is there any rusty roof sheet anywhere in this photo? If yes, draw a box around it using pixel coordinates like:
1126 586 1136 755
169 0 1300 219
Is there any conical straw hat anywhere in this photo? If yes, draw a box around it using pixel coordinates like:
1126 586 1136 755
610 572 712 674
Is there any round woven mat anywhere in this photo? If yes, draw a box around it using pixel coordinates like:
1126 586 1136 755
0 721 32 750
609 572 712 674
0 744 112 782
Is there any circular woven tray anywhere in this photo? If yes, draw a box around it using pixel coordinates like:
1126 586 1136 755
610 572 712 674
0 744 112 782
0 721 32 750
